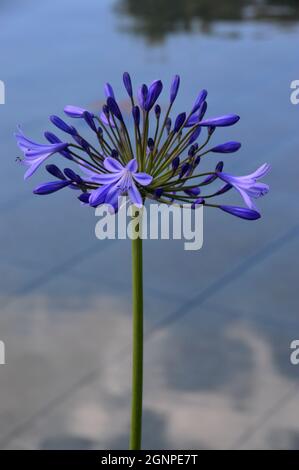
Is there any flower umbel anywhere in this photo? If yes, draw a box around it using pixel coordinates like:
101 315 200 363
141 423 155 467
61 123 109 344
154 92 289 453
16 73 270 218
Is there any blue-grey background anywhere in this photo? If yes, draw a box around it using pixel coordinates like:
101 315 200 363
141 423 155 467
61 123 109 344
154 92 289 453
0 0 298 449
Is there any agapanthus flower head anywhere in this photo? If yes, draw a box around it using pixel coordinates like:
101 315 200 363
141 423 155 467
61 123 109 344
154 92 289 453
16 73 270 219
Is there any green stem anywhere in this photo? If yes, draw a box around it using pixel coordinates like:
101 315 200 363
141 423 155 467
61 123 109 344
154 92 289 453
130 211 143 450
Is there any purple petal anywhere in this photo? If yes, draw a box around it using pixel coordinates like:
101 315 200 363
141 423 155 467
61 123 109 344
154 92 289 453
133 172 153 186
104 157 124 173
91 173 121 184
126 159 138 173
89 184 112 207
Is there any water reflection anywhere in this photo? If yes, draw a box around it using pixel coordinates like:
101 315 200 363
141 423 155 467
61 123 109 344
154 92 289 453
116 0 299 42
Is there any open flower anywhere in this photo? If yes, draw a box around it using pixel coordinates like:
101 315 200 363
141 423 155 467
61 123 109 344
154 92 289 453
16 128 68 179
89 158 152 209
217 163 270 211
15 73 270 220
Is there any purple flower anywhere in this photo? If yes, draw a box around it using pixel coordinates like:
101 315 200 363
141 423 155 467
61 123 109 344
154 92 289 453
16 128 68 179
89 158 152 209
217 163 270 210
17 73 270 222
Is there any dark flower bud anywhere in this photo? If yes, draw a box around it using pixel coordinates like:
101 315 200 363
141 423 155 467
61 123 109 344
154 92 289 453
64 168 82 184
199 101 207 121
184 187 201 196
171 156 180 172
215 161 224 172
111 149 119 158
192 89 208 114
166 117 172 134
189 126 201 145
219 205 260 220
188 145 196 157
180 162 190 178
170 75 180 104
194 156 201 167
78 192 91 203
132 105 140 127
50 115 77 135
211 141 241 153
200 114 240 127
97 126 103 136
154 104 161 119
102 104 109 117
174 112 186 133
147 138 154 151
145 80 163 111
191 197 205 210
46 164 66 180
44 131 73 160
83 111 97 132
72 134 90 151
138 84 148 110
215 184 233 196
123 72 133 98
107 97 123 122
33 180 71 195
154 188 163 198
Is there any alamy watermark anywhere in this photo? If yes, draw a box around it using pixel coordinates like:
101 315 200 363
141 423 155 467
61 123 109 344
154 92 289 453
0 80 5 104
95 197 203 251
290 80 299 105
290 340 299 365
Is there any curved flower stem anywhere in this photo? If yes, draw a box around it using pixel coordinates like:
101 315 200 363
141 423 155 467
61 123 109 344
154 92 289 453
130 208 144 450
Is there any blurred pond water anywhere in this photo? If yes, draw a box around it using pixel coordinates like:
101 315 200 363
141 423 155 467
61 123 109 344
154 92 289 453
0 0 298 450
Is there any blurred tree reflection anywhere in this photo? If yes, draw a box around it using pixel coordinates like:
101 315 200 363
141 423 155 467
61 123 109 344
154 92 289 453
116 0 299 43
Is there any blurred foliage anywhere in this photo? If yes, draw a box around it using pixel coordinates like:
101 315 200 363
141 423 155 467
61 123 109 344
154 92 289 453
116 0 299 42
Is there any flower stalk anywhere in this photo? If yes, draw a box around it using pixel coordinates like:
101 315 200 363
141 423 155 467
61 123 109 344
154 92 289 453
130 207 144 450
